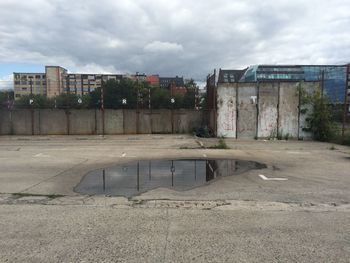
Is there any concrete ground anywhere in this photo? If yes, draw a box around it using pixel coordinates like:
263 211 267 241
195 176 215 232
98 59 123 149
0 135 350 262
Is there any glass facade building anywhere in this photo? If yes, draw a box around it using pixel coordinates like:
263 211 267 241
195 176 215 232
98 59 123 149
239 65 349 103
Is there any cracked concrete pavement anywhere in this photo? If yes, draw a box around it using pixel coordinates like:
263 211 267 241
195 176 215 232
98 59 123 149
0 135 350 262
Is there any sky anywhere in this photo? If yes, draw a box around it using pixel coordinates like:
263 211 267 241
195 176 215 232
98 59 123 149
0 0 350 90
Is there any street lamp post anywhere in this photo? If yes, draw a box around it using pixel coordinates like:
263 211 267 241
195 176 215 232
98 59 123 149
101 80 105 136
28 76 34 135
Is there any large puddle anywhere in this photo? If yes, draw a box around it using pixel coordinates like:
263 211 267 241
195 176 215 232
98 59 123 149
74 159 266 197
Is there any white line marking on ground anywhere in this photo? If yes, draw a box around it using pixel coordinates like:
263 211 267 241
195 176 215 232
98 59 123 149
34 153 50 158
208 163 214 172
259 174 288 181
120 152 137 158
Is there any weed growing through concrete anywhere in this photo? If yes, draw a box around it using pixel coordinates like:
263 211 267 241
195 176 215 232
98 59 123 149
209 137 229 149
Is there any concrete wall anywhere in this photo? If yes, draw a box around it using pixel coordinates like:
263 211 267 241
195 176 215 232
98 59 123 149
38 109 67 135
173 110 203 134
217 83 237 137
299 82 321 139
151 110 172 133
138 110 152 134
0 110 11 134
237 83 257 139
69 110 96 135
103 110 123 134
258 82 279 138
278 82 299 138
216 81 320 139
0 109 204 135
11 110 34 135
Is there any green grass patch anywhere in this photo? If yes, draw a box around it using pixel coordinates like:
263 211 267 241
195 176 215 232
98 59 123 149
208 138 229 149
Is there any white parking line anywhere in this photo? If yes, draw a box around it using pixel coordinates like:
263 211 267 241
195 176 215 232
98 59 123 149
120 152 137 158
34 153 50 158
259 174 288 181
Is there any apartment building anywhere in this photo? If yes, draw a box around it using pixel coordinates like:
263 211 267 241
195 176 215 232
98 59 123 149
45 66 67 97
14 66 123 99
13 65 188 99
13 72 46 98
14 66 67 99
66 73 123 96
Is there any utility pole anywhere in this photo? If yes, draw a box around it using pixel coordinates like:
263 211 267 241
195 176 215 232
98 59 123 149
136 72 140 134
101 79 105 136
213 69 217 137
342 65 349 138
29 76 33 96
28 76 34 135
321 69 325 97
66 75 70 94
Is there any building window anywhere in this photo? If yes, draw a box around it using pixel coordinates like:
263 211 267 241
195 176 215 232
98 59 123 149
15 94 21 98
14 81 20 85
21 87 27 90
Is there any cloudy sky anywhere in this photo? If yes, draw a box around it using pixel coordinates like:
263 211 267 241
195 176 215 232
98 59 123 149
0 0 350 89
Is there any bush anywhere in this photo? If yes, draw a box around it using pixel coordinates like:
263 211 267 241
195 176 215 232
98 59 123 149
299 85 337 142
193 126 214 138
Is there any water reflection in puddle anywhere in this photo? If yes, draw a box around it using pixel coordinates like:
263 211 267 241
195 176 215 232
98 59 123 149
74 159 266 197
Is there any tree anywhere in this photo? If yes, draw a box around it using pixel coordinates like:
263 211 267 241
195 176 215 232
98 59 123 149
151 87 171 109
15 94 54 108
55 93 88 109
183 79 198 109
0 90 14 108
182 89 196 109
90 79 139 109
299 84 336 141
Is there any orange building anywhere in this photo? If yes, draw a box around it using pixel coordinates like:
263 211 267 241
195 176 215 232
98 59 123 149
145 75 160 86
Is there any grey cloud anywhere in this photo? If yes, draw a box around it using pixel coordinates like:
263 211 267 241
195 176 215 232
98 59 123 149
0 0 349 82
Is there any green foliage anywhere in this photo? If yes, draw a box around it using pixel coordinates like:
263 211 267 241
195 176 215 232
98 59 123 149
298 84 337 142
277 131 290 140
14 93 91 109
284 133 290 140
90 79 138 109
10 79 201 110
217 138 229 149
193 126 214 138
151 87 171 109
55 94 76 108
198 94 206 110
209 137 229 149
0 90 14 107
182 89 195 108
15 94 54 108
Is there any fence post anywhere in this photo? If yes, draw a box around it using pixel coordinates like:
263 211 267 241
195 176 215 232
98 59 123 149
235 83 238 139
276 81 281 138
256 81 260 139
297 81 302 140
171 108 174 133
66 110 70 135
31 108 34 135
342 65 349 138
